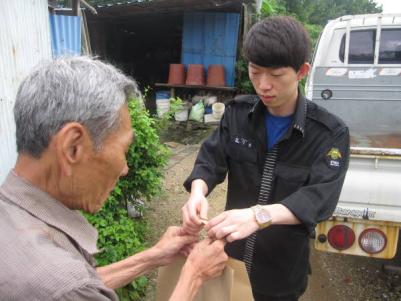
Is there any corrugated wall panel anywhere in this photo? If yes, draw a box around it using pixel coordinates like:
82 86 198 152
0 0 52 184
49 14 82 57
182 13 204 63
182 12 240 87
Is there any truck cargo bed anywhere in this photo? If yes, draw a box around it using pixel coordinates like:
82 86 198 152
351 130 401 150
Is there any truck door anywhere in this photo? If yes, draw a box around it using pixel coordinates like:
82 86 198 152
308 26 401 136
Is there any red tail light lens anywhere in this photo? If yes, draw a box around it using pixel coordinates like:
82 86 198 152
359 228 387 254
327 225 355 250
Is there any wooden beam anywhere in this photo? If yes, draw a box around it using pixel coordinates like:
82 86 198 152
155 83 236 91
81 0 97 15
72 0 80 16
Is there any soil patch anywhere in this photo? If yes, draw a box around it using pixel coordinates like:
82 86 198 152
144 122 225 300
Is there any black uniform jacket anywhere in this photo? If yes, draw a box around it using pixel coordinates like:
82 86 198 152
184 94 350 296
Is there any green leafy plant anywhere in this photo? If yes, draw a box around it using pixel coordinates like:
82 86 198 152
235 56 256 94
120 98 170 201
260 0 286 17
83 190 148 300
154 96 184 134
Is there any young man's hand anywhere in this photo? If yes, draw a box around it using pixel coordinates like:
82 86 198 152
205 209 259 242
153 226 199 266
182 179 209 235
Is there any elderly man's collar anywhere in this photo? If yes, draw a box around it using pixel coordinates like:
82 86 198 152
0 171 99 255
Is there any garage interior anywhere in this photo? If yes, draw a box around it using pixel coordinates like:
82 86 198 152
86 0 245 108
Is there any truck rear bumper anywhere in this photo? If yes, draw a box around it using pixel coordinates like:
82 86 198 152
315 218 400 259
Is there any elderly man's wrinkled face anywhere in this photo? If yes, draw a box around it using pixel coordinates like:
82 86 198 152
69 105 134 213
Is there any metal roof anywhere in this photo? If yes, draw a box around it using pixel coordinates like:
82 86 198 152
89 0 154 7
85 0 243 18
57 0 245 11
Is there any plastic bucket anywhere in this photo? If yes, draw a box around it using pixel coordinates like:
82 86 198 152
156 98 170 117
156 91 170 100
212 102 225 120
156 91 170 117
175 104 189 121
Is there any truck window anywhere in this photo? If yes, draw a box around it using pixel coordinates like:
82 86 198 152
379 29 401 64
339 30 376 64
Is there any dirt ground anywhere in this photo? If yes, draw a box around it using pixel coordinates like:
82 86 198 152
143 125 401 301
144 141 227 301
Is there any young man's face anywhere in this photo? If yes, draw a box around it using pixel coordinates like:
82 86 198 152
248 62 309 115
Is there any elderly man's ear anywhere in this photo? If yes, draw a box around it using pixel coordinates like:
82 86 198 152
53 122 92 177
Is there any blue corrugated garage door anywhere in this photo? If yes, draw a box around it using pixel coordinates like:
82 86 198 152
49 14 81 57
182 12 240 87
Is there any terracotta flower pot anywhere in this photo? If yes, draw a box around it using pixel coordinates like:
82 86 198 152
168 64 185 85
207 64 225 87
185 64 205 86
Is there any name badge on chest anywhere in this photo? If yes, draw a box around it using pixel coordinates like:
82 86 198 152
233 136 253 149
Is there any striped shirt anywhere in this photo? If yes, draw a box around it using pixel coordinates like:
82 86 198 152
0 171 118 301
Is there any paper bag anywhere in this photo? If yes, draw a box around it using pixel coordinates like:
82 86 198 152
156 256 254 301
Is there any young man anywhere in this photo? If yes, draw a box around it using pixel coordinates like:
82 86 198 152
182 16 350 300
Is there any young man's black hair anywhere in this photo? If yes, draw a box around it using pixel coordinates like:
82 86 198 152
244 16 311 71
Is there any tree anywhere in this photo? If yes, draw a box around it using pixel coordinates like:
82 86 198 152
278 0 382 26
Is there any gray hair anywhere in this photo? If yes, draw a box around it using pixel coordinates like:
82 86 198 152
14 56 140 157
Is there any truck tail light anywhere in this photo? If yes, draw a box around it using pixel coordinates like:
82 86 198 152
359 228 387 254
327 225 355 250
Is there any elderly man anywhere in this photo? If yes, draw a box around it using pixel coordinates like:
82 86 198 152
0 57 227 300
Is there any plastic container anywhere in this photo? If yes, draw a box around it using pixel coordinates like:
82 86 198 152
174 103 189 122
156 91 170 117
212 102 225 120
156 91 170 100
205 95 217 106
156 99 170 117
204 106 213 115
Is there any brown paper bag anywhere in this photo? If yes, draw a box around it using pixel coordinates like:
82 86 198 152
156 256 254 301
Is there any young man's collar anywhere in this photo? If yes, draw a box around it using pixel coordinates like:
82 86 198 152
249 92 306 137
292 91 306 137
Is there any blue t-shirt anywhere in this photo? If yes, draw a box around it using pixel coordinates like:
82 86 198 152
265 111 293 151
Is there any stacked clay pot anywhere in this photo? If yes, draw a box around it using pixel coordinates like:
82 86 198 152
207 64 225 87
168 64 185 85
185 64 205 86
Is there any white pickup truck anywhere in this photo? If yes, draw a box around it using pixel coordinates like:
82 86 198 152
306 13 401 259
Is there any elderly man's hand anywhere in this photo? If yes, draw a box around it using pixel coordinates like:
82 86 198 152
169 239 228 300
205 209 259 243
153 226 198 266
184 238 228 281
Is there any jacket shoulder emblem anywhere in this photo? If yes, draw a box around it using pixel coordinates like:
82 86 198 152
326 147 342 168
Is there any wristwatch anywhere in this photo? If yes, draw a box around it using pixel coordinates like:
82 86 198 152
251 205 272 229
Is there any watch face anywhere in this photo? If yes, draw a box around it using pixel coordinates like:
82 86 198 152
256 209 271 223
